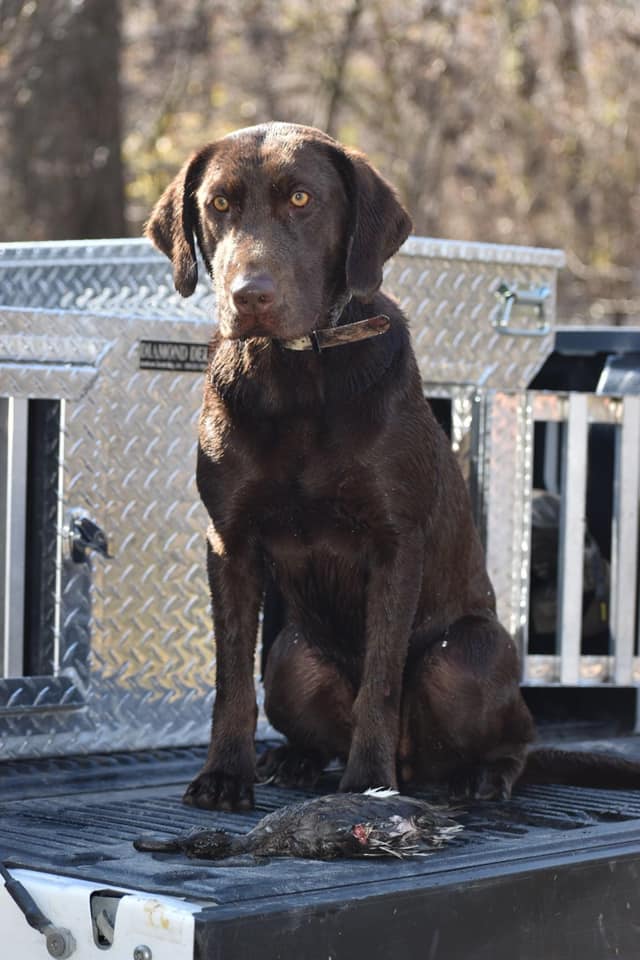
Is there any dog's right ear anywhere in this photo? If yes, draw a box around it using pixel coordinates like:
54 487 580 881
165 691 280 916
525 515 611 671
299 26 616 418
145 147 212 297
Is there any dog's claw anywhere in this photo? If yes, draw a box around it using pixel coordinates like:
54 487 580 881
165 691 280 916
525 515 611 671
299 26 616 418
183 769 255 811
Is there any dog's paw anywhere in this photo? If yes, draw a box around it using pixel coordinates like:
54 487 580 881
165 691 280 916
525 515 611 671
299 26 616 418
256 745 324 789
448 764 512 802
183 769 255 811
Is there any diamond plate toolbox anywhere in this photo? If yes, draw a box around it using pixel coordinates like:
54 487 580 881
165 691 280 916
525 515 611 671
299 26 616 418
0 237 563 759
384 236 564 390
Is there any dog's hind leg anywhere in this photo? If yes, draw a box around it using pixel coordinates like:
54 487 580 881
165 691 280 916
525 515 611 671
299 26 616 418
259 626 355 788
401 615 535 800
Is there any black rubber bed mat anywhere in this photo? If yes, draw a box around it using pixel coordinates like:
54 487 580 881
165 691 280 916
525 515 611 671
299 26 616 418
2 744 640 959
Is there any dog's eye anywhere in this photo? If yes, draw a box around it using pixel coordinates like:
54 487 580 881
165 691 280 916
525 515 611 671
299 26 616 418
290 190 310 208
211 196 230 212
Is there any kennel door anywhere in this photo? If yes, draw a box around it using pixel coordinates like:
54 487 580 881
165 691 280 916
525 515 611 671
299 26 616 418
0 240 218 759
0 322 109 716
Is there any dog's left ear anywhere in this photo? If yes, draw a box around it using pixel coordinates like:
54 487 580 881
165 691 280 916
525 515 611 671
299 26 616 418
145 146 213 297
333 147 412 300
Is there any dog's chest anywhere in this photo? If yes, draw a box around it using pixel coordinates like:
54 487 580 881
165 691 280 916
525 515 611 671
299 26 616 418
211 412 386 558
257 477 371 560
258 432 377 558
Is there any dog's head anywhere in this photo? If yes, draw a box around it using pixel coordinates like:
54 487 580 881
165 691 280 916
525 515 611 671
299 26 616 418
146 122 412 341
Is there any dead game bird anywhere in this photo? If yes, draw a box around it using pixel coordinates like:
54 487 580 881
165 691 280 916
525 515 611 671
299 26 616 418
133 788 463 861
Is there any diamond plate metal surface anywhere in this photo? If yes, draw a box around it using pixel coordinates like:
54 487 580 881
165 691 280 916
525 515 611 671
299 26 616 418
0 237 561 759
0 239 215 319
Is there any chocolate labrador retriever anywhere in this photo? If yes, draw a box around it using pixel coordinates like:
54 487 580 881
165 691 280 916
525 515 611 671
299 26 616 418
147 122 640 810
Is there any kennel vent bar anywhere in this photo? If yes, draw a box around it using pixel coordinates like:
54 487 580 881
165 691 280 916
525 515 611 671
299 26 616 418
1 237 636 762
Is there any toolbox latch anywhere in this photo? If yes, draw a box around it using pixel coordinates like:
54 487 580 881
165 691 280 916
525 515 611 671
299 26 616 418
66 512 113 563
494 282 551 337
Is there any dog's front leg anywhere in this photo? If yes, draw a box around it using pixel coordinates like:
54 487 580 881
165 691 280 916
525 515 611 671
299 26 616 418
183 533 263 810
339 531 423 793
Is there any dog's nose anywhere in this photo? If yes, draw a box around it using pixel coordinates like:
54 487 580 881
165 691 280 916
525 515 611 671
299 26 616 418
231 274 277 316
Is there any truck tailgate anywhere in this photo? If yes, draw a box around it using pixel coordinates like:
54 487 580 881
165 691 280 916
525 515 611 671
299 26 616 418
2 745 640 959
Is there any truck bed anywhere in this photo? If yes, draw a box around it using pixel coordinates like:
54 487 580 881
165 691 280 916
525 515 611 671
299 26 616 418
2 743 640 959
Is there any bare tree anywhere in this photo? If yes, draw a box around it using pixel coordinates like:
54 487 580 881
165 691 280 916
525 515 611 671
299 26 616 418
322 0 364 136
0 0 125 240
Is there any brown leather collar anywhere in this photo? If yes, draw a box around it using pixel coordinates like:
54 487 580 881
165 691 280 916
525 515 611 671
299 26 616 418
279 315 390 353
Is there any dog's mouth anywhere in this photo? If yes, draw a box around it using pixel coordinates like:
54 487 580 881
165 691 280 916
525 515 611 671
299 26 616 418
227 327 273 342
220 306 320 344
224 325 296 344
220 314 278 341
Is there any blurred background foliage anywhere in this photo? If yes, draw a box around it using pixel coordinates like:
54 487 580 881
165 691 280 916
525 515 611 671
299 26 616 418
1 0 638 322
